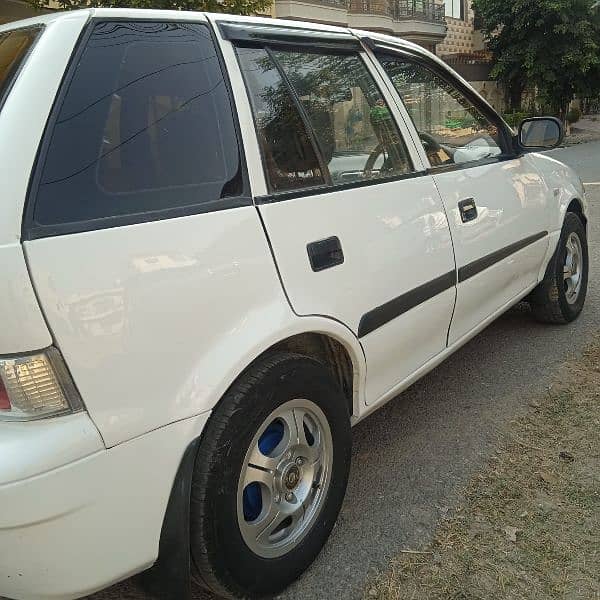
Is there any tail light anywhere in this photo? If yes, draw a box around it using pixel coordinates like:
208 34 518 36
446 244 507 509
0 347 83 421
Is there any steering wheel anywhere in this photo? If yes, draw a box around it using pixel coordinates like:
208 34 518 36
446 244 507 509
363 143 384 177
363 142 412 178
418 131 442 153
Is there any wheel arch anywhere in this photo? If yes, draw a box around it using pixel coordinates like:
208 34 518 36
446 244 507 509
143 322 364 598
567 197 587 228
225 317 367 421
267 332 356 418
538 193 587 283
207 327 362 421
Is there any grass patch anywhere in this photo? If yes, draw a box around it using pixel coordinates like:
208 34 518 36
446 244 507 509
366 338 600 600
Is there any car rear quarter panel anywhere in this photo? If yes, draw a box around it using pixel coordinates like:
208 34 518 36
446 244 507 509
8 11 365 447
0 14 89 354
0 12 89 247
24 208 366 447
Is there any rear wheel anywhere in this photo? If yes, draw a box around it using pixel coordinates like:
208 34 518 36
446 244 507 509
190 353 351 599
529 211 588 323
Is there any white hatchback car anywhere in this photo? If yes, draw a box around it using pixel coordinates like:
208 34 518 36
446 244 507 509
0 9 588 600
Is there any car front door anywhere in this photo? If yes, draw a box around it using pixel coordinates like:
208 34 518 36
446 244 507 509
373 43 551 345
217 22 456 405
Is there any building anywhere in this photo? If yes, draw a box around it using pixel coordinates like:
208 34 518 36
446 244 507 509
272 0 504 108
273 0 447 53
0 0 503 109
437 0 477 54
3 0 445 57
436 0 504 110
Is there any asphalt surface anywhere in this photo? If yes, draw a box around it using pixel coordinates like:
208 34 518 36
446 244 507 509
88 141 600 600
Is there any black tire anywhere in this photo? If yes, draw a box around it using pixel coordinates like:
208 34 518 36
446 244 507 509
190 352 351 599
529 211 588 324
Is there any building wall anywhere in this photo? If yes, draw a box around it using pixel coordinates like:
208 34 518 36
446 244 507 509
470 80 504 112
437 0 475 55
434 0 505 111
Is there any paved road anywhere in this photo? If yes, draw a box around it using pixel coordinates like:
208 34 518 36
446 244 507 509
89 142 600 600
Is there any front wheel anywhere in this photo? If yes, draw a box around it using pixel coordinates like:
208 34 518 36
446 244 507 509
190 353 351 599
529 211 588 323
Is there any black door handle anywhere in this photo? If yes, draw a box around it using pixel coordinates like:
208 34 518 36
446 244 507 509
458 198 478 223
307 236 344 272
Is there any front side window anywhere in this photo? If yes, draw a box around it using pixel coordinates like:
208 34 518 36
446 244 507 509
377 55 504 167
237 46 412 193
34 21 243 227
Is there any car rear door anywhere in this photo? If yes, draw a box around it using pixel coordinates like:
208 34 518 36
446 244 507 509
372 41 550 345
215 21 456 405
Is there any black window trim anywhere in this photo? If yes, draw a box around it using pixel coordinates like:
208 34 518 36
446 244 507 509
254 168 430 204
218 21 362 53
22 17 252 241
0 24 45 115
230 34 422 205
364 38 521 174
264 45 333 187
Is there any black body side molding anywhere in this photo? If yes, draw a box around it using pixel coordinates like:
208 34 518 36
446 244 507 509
458 231 548 282
140 437 201 600
357 231 548 338
358 270 456 338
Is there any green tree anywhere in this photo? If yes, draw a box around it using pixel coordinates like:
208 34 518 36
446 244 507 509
26 0 270 16
472 0 600 118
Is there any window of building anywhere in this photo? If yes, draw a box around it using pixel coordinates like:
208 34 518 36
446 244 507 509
445 0 465 20
237 46 412 193
33 21 243 227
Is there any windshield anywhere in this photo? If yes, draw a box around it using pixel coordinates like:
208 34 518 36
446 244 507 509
0 27 39 104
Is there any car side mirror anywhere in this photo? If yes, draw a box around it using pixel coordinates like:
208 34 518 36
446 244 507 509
517 117 564 150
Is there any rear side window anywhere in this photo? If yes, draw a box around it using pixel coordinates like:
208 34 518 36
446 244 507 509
237 47 326 192
32 21 245 229
0 28 39 103
237 45 412 194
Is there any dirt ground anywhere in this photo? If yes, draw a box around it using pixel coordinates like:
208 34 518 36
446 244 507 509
566 130 600 145
366 338 600 600
567 115 600 145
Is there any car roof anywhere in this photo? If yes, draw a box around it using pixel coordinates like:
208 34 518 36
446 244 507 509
1 7 494 114
0 8 427 58
0 9 509 141
0 9 457 98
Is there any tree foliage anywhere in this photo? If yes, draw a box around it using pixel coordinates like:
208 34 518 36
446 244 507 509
472 0 600 115
26 0 271 17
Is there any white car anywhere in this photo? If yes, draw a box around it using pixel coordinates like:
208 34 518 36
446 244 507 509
0 9 588 600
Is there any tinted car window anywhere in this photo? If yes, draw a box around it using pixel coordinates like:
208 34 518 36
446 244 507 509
0 28 39 103
377 55 504 167
236 46 326 192
271 49 412 185
237 46 412 194
34 22 243 227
